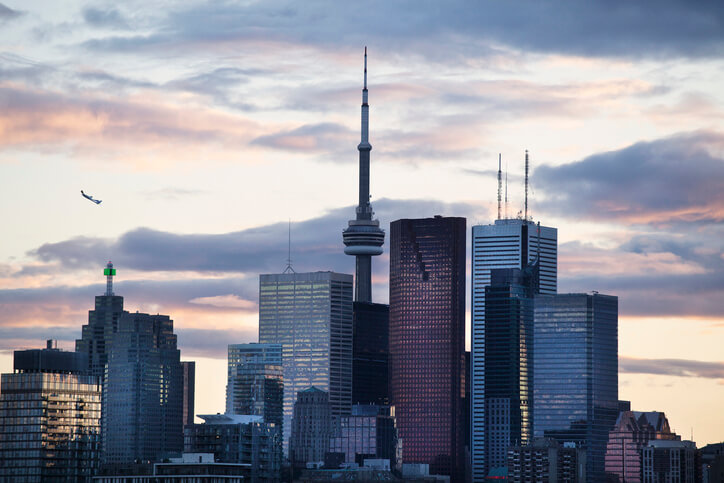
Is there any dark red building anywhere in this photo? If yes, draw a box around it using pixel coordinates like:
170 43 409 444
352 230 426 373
389 216 466 481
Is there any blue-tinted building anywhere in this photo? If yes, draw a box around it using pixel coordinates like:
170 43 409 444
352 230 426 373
352 302 389 406
533 293 618 483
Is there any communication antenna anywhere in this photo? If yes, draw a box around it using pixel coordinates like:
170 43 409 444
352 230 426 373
283 220 295 273
497 153 502 220
505 163 509 220
524 149 529 222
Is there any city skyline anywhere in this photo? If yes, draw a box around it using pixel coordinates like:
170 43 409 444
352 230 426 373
1 0 724 448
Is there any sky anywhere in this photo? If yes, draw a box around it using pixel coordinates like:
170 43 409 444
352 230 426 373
1 0 723 444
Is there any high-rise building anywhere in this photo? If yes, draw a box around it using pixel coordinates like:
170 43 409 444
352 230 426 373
342 48 385 304
534 293 619 483
258 271 353 454
642 440 698 483
290 387 333 468
605 410 680 483
484 268 536 472
76 261 125 381
389 216 466 481
508 438 587 483
181 361 196 428
102 312 184 463
226 343 283 423
0 341 102 481
471 219 557 481
352 302 389 406
329 404 399 469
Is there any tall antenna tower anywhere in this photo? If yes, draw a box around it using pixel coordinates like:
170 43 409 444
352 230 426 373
497 154 502 220
524 149 529 222
505 163 508 219
283 220 295 273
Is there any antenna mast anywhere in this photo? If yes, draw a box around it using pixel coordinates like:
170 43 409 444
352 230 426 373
505 163 508 219
283 220 295 273
524 149 529 222
497 154 502 220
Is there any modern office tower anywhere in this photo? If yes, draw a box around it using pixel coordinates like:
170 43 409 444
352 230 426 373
389 216 466 481
258 272 353 454
700 442 724 483
508 438 587 483
102 312 183 463
642 440 698 483
342 48 385 304
605 411 680 483
226 343 283 423
352 302 389 405
76 261 125 381
471 219 557 481
0 341 102 481
484 268 536 473
329 404 399 469
184 414 282 482
181 361 196 428
534 293 619 483
290 387 333 468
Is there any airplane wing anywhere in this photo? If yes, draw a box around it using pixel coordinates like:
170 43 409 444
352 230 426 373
81 190 102 205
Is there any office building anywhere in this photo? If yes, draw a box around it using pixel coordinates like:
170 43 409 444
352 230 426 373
342 48 385 304
484 268 535 472
352 302 389 406
226 343 283 430
182 361 196 428
102 312 183 463
290 387 333 468
95 453 250 483
508 438 586 483
701 442 724 483
0 341 101 481
471 218 557 480
76 261 125 381
642 440 698 483
258 271 353 454
184 414 282 482
389 216 466 481
534 293 619 483
605 410 680 483
329 404 399 469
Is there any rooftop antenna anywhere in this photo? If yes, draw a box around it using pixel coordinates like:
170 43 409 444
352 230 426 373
283 220 295 273
104 261 116 296
524 149 530 222
497 153 502 220
505 163 508 219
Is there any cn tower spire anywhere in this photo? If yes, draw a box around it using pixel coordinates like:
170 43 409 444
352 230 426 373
343 47 385 303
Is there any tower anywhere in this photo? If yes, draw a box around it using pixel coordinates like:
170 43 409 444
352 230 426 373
343 47 385 303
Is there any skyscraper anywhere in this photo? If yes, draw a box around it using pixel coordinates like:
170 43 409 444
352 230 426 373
181 361 196 428
343 48 385 304
102 312 184 463
352 301 389 406
0 341 102 481
76 261 124 381
471 219 557 480
389 216 466 481
534 293 619 483
290 387 333 468
258 271 353 454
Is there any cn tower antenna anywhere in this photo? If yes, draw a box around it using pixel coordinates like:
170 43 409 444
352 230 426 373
524 149 529 222
505 163 509 219
497 154 502 220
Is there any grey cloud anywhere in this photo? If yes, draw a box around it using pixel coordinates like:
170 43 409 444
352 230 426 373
536 131 724 225
0 2 20 20
251 123 354 154
620 357 724 379
82 7 130 29
177 328 257 359
0 326 79 351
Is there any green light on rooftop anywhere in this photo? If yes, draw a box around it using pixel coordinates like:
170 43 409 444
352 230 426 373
104 268 116 276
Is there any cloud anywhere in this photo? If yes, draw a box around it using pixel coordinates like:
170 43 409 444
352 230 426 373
189 294 256 311
536 131 724 225
176 328 257 359
620 357 724 380
0 2 20 21
82 7 130 30
251 122 354 153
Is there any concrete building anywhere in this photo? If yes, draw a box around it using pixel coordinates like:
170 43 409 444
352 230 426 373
258 271 353 454
290 387 333 468
94 453 250 483
508 438 586 483
184 414 282 482
471 219 557 480
328 404 399 469
0 341 102 481
642 440 698 483
389 216 466 481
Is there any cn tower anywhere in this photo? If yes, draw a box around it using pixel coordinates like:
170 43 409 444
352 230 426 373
343 47 385 303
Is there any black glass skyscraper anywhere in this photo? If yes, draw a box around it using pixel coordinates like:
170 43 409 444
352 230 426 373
352 301 389 406
534 293 618 483
389 216 466 482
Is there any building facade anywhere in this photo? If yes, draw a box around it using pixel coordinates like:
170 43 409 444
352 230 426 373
182 361 196 428
534 293 619 483
508 438 586 483
328 404 398 469
0 342 102 481
290 387 333 468
102 312 184 463
642 440 698 483
258 271 353 454
352 302 389 406
471 219 557 480
389 216 466 481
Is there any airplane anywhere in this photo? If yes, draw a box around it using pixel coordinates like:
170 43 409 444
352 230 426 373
81 190 102 205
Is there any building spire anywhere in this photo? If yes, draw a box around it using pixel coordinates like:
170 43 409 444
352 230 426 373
104 261 116 296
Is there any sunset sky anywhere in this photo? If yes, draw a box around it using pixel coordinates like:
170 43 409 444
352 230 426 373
1 1 723 444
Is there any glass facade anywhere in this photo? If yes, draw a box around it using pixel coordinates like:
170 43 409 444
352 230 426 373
0 349 101 481
534 293 619 483
389 216 466 481
352 302 389 406
258 271 353 455
181 361 195 428
329 404 398 468
102 312 183 463
75 293 125 381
